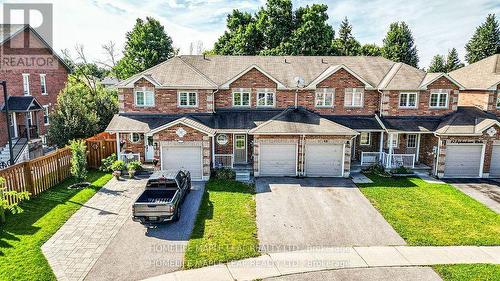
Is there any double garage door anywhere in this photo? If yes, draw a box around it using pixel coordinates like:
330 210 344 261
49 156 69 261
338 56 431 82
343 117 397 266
161 145 203 180
259 143 344 177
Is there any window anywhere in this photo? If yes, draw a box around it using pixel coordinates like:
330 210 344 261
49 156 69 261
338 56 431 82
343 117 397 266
256 89 275 107
216 134 228 145
43 105 50 125
497 91 500 108
27 112 33 126
235 135 245 149
134 90 154 106
129 133 141 143
344 88 364 107
399 92 417 108
233 89 250 107
315 88 335 107
40 74 47 95
387 134 399 148
429 89 449 108
407 134 417 148
360 132 371 146
178 91 198 107
22 74 30 95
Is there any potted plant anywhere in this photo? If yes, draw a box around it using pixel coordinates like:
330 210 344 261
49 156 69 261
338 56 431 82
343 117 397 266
127 160 142 179
111 160 126 180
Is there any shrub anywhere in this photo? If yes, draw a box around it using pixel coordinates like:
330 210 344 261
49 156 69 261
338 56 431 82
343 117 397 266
212 168 235 180
392 165 413 175
0 177 30 223
363 163 391 177
111 160 126 171
69 139 87 182
99 153 117 172
127 160 142 171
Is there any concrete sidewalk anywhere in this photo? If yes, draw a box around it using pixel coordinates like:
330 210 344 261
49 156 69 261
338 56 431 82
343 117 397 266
144 246 500 281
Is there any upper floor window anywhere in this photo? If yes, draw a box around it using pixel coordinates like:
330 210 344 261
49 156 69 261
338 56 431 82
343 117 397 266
178 91 198 107
429 89 449 108
360 132 371 146
315 88 334 107
399 92 417 108
40 74 47 95
256 89 275 107
22 74 30 95
134 89 154 107
344 88 364 107
43 105 50 125
233 89 250 107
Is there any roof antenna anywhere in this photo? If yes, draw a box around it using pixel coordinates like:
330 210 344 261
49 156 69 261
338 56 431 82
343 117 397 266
293 76 305 109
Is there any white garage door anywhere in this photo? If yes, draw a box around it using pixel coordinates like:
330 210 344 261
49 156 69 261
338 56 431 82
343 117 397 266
161 146 202 180
305 144 344 177
490 145 500 178
444 144 483 178
259 143 296 176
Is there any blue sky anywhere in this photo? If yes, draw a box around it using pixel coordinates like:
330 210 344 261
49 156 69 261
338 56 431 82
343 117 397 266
1 0 499 68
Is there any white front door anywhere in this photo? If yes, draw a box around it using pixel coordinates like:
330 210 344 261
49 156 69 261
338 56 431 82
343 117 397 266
305 144 344 177
161 145 203 180
259 143 296 176
444 144 483 178
490 145 500 178
145 136 154 161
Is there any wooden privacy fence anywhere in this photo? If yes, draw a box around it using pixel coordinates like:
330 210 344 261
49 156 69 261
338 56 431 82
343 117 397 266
0 148 72 204
86 132 117 169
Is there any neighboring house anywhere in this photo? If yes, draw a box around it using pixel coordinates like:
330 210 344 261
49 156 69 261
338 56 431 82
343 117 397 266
0 24 70 166
100 76 120 89
106 55 500 180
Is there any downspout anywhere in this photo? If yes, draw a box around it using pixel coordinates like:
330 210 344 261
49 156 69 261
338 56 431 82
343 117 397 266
377 89 384 117
300 134 305 176
212 87 219 113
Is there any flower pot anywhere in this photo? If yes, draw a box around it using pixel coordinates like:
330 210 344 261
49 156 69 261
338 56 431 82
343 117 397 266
128 170 136 179
113 170 122 179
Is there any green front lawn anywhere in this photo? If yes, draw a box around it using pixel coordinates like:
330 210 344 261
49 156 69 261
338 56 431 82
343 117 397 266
0 171 112 281
434 264 500 281
358 175 500 245
184 179 259 269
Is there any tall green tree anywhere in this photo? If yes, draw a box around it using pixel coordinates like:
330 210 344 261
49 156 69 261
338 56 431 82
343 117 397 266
445 48 464 71
256 0 294 50
212 10 263 55
382 22 419 67
465 14 500 64
359 44 382 56
114 17 177 79
428 54 446 72
332 17 360 55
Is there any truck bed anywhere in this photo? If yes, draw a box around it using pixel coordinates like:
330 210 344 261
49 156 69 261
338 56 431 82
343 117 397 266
135 189 177 204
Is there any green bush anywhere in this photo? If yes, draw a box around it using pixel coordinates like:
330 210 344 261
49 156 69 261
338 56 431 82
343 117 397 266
127 160 142 171
99 153 117 172
363 163 391 177
69 139 87 182
392 165 413 175
0 177 30 223
111 160 126 171
212 168 235 180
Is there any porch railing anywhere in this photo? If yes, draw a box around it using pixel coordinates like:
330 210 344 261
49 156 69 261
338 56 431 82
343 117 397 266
214 154 233 168
18 125 39 139
120 153 140 164
361 152 415 169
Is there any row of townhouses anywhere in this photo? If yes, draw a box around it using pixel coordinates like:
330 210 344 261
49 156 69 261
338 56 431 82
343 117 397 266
106 54 500 180
0 24 69 166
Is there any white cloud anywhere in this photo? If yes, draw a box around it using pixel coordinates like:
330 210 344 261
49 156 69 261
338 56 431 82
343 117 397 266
0 0 498 68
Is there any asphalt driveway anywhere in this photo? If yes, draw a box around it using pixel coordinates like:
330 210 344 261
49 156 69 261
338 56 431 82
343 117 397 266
256 177 406 252
445 179 500 213
84 181 205 281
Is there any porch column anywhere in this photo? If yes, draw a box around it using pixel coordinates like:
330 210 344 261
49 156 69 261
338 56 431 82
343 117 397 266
416 134 421 162
115 132 121 161
34 111 40 137
25 112 30 140
211 136 215 168
387 133 394 168
379 132 384 153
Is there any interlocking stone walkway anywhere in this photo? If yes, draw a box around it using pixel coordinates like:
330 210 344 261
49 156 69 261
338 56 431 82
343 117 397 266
42 177 145 281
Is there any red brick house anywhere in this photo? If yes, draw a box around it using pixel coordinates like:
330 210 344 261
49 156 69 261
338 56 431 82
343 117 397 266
0 24 70 166
106 55 500 180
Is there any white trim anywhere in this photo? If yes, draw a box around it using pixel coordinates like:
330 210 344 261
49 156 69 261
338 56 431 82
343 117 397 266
116 133 121 160
134 88 155 107
127 74 161 87
342 143 346 178
416 134 421 162
429 89 449 109
22 73 30 95
419 73 465 90
479 143 486 178
256 88 276 107
177 91 198 107
149 117 216 136
344 88 364 108
43 105 50 125
40 74 48 95
314 88 335 108
360 132 371 146
305 64 374 90
11 112 18 138
232 89 251 107
129 132 141 143
398 91 418 108
406 134 417 148
220 65 286 90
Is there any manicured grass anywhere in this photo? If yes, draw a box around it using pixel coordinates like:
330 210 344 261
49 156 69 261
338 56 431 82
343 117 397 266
0 171 112 281
434 264 500 281
184 179 259 269
358 175 500 245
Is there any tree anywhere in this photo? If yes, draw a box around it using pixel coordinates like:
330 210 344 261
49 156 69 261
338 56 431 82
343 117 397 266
465 14 500 64
428 54 446 72
114 17 177 79
256 0 294 50
0 177 29 223
382 22 419 67
331 17 360 55
212 10 263 55
360 44 382 56
47 77 118 147
69 140 87 183
445 48 464 72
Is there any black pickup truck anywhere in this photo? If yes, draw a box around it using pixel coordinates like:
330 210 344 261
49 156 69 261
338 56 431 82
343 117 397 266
132 169 191 224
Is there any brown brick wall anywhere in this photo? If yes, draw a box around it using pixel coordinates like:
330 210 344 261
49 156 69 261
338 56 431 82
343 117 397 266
419 134 438 167
352 132 381 160
118 132 145 162
0 28 68 147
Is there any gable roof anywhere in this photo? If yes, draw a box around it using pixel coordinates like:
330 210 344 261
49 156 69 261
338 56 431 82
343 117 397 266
379 63 426 90
1 96 43 112
435 107 500 135
220 65 286 89
419 72 465 90
449 54 500 90
305 64 374 89
149 116 216 136
249 107 358 135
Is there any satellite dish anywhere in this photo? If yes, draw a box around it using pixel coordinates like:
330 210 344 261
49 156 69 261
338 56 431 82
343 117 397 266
294 76 305 88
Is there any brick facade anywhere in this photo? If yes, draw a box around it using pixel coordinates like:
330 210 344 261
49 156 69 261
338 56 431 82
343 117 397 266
118 132 145 163
0 28 69 148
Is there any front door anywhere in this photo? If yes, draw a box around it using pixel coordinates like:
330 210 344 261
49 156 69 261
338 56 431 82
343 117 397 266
145 136 154 161
234 134 247 164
